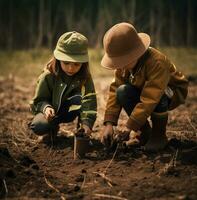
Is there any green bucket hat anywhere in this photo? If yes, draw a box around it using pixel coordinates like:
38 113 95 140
54 31 89 63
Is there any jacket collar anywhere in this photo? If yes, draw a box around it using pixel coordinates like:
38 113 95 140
132 47 151 74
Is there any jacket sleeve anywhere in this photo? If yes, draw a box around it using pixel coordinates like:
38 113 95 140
80 75 97 129
127 60 170 131
104 70 125 125
30 71 53 114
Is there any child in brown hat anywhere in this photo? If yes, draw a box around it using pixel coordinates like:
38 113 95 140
29 31 97 143
101 22 188 152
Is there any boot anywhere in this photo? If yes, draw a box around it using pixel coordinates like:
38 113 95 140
145 112 168 152
38 125 59 145
139 120 152 146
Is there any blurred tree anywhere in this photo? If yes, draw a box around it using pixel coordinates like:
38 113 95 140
0 0 196 49
7 0 13 50
36 0 44 48
187 0 193 46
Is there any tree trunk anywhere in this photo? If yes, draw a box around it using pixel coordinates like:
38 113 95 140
36 0 44 48
186 0 193 46
156 1 163 46
130 0 136 23
46 0 52 48
149 8 155 43
7 0 13 50
169 3 175 46
28 9 36 48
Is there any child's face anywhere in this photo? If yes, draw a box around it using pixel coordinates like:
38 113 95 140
60 61 82 76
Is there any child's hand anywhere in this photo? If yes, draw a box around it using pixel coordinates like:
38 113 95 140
44 107 55 121
123 130 141 147
101 123 114 148
114 126 131 142
82 124 92 136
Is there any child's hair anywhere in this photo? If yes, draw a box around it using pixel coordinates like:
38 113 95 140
46 57 90 81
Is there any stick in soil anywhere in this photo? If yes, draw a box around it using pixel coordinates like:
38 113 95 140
104 144 119 174
44 174 66 200
186 116 197 135
81 174 86 189
93 172 114 187
94 193 128 200
3 179 8 195
93 144 119 187
158 149 179 176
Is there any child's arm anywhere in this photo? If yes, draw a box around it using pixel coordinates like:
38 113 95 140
30 71 53 115
80 75 97 130
104 69 125 126
127 61 170 131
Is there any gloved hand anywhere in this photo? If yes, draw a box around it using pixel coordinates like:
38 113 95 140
101 123 114 148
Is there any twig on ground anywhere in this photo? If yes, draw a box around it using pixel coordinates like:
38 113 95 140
81 174 86 189
104 144 119 174
94 193 128 200
172 149 179 167
3 179 8 195
11 140 21 152
158 149 179 176
168 130 193 133
44 174 66 200
93 172 115 187
186 116 197 134
0 143 8 146
93 144 119 187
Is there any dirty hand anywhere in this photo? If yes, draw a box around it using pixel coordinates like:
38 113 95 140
114 126 131 142
101 123 114 148
82 124 92 136
44 107 55 121
123 130 141 147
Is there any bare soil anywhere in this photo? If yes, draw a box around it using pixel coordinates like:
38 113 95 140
0 76 197 200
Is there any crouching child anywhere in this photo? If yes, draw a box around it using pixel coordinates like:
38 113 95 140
29 31 97 143
101 22 188 152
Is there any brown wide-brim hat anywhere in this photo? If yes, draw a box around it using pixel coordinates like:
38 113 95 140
101 22 151 69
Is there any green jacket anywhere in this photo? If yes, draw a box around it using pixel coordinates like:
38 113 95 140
30 67 97 129
104 47 189 131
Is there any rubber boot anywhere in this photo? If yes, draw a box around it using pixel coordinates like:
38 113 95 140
139 121 152 146
40 126 59 145
145 112 168 152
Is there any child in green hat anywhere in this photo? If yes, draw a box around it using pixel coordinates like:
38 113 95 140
30 31 97 142
101 22 188 152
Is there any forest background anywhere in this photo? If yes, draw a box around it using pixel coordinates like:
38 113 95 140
0 0 197 79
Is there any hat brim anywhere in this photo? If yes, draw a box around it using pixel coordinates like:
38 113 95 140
54 50 89 63
101 33 151 70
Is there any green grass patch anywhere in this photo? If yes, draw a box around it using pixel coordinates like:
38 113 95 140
88 48 114 78
0 48 52 80
0 47 196 81
160 47 197 75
